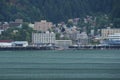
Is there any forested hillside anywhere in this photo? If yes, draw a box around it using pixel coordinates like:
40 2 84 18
0 0 120 23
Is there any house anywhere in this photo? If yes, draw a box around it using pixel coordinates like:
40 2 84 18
15 19 23 24
9 22 22 28
9 19 23 28
0 23 9 30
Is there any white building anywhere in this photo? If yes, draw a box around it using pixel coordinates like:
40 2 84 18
66 31 79 41
0 40 28 47
0 43 12 47
77 32 88 45
107 33 120 40
101 28 120 39
55 40 72 48
32 32 56 44
12 41 28 47
102 33 120 45
0 40 12 47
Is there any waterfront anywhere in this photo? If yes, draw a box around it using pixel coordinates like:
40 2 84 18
0 50 120 80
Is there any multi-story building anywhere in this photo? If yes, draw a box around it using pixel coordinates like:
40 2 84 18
76 32 88 45
34 20 53 32
32 32 56 45
101 28 120 39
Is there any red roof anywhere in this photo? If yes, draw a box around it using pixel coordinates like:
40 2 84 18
0 40 13 43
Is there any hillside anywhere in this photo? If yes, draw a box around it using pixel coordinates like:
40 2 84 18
0 0 120 23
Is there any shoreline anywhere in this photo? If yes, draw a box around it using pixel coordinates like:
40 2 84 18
0 45 120 51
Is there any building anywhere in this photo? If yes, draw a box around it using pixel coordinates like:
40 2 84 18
32 32 56 45
9 22 22 28
69 32 78 40
101 28 120 39
76 32 88 45
0 40 13 47
0 23 9 30
12 41 28 47
34 20 53 32
0 40 28 47
15 19 23 24
55 40 72 48
102 33 120 45
9 19 23 28
65 31 79 41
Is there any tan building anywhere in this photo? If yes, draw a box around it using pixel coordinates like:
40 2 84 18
101 28 120 39
34 20 53 32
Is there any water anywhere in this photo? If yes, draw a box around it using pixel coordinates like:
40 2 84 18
0 50 120 80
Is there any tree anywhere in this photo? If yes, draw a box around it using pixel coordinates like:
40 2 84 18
0 23 33 43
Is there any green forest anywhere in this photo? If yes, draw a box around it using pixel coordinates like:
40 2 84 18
0 0 120 24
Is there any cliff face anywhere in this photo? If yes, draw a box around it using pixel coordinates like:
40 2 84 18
0 0 119 23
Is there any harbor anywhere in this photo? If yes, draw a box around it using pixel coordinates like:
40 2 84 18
0 50 120 80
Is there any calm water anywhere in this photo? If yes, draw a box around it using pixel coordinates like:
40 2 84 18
0 50 120 80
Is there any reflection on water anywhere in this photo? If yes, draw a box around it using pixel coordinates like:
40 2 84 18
0 50 120 80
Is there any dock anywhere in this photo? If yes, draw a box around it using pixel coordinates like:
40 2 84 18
0 46 53 51
69 45 120 50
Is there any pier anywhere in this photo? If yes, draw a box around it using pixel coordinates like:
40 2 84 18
0 46 53 51
69 45 120 50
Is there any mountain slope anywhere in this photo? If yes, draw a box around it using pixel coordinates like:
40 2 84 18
0 0 119 23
